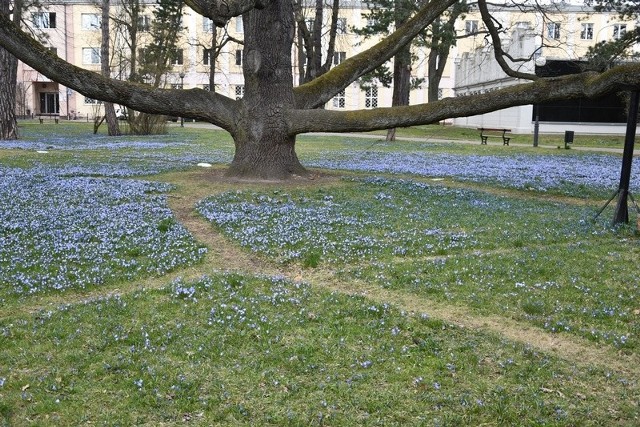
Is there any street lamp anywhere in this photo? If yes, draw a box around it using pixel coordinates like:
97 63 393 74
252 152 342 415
533 57 546 147
178 72 185 127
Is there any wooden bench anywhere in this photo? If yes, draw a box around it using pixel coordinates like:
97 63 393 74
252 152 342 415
478 128 511 145
38 113 60 124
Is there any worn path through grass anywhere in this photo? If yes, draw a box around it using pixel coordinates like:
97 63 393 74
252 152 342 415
161 168 640 381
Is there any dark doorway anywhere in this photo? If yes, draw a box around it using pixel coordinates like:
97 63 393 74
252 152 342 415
39 92 60 114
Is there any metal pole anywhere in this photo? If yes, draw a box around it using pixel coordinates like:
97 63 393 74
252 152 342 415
613 91 640 225
533 105 539 147
179 72 185 127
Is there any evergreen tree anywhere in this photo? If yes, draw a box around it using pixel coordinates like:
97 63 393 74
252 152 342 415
586 1 640 71
139 0 184 86
355 0 466 140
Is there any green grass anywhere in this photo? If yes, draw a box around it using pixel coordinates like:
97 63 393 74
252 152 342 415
196 178 639 351
367 124 627 149
1 122 639 425
1 274 637 425
17 119 627 152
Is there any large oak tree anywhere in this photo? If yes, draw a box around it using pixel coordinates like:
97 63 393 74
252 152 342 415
0 0 20 140
2 0 640 178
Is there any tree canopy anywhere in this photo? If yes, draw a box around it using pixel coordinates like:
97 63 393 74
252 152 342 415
1 0 640 179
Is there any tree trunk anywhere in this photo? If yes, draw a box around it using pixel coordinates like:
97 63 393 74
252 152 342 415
209 26 216 91
385 0 412 142
386 45 411 141
427 42 450 103
0 0 19 140
227 1 306 179
124 0 140 121
102 0 121 136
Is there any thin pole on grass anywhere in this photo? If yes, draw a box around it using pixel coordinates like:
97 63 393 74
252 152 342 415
612 91 639 225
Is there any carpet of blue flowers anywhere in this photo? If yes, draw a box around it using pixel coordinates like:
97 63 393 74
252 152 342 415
304 148 640 196
196 177 599 264
0 165 206 298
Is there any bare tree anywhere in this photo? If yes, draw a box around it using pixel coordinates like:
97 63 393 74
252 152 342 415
192 21 243 93
100 0 121 135
294 0 341 85
1 0 640 179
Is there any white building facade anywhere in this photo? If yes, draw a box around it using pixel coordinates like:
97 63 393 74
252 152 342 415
451 1 640 134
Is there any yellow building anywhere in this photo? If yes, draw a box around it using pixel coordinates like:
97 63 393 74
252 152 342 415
15 0 638 130
17 0 444 120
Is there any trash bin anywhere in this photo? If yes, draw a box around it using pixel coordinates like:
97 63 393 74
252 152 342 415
564 130 574 149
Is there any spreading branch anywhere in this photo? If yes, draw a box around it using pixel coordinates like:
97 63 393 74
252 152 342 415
0 14 237 129
293 0 459 109
184 0 272 26
477 0 538 80
287 63 640 133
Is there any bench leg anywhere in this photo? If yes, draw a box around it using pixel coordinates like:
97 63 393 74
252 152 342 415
39 118 43 124
503 138 510 146
481 136 488 145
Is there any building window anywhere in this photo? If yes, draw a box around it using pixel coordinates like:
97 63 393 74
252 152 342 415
337 18 347 34
363 15 374 27
138 15 151 32
547 22 560 40
138 48 148 64
580 23 594 40
333 51 346 65
235 49 243 66
332 89 345 108
82 47 101 65
203 48 212 65
364 86 378 108
465 20 478 35
235 85 244 100
203 17 213 33
613 24 626 40
40 93 59 114
171 49 184 65
32 12 56 29
202 84 210 91
84 97 103 105
81 13 101 30
305 19 314 31
171 83 183 89
235 18 243 33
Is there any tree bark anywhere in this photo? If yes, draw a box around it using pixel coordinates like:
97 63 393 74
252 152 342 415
427 46 440 103
227 0 306 179
386 43 411 141
209 26 216 91
386 0 412 142
0 0 19 140
102 0 121 136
